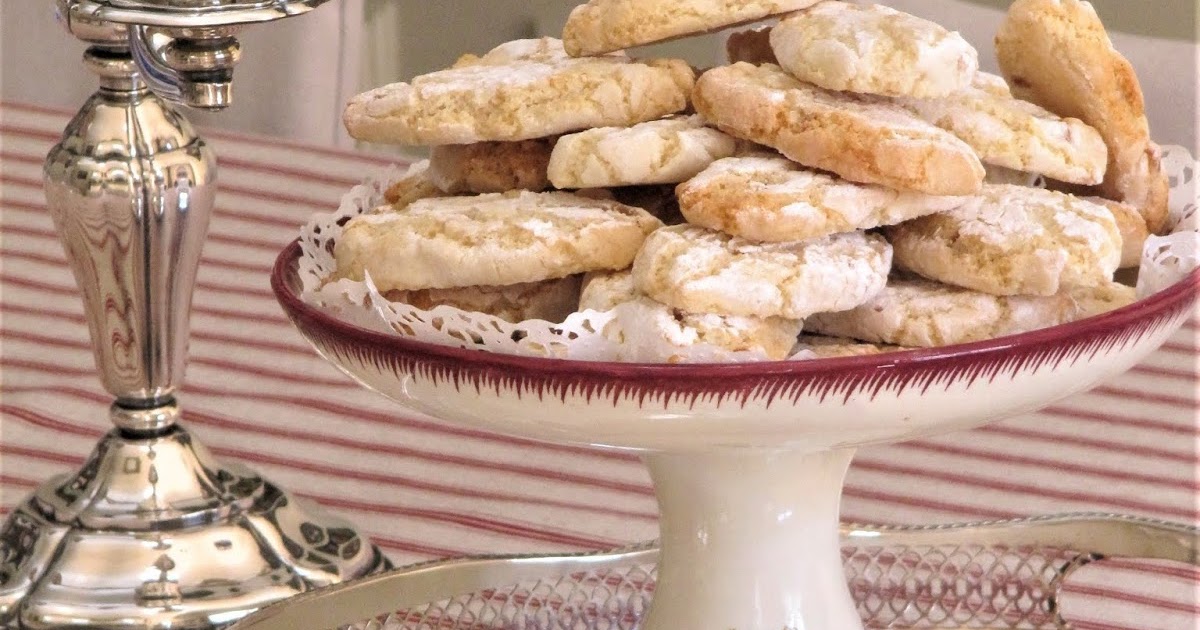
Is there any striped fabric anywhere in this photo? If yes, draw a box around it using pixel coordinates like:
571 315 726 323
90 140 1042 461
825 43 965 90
0 101 1196 629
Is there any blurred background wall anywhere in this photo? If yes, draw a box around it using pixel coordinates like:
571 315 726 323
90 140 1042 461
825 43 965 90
2 0 1195 151
0 0 365 146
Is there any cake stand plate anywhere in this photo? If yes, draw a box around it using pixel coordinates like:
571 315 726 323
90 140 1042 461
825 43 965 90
271 242 1198 630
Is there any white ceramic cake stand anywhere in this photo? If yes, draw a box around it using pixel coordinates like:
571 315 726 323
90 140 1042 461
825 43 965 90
273 242 1197 630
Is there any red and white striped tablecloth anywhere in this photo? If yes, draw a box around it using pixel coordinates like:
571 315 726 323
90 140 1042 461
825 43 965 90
1 101 1196 629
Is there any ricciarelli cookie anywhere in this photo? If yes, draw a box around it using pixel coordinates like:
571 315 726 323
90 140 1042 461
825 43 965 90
893 83 1108 185
562 0 821 57
383 276 583 324
996 0 1169 233
1085 197 1148 269
580 271 803 361
693 63 985 195
805 277 1074 347
886 185 1121 296
631 225 892 319
770 2 979 98
729 33 1001 93
335 191 663 291
548 116 738 189
344 38 694 145
1066 281 1136 321
382 160 448 210
579 269 642 312
677 155 967 242
428 138 554 193
972 71 1012 98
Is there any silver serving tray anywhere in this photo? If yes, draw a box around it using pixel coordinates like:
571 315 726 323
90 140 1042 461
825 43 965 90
231 513 1198 630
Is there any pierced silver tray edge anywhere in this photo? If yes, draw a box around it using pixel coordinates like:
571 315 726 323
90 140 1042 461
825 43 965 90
230 512 1200 630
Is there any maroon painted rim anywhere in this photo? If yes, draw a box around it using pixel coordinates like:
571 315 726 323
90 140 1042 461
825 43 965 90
272 240 1198 380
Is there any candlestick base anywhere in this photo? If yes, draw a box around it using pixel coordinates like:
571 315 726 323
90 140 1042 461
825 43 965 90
0 423 390 630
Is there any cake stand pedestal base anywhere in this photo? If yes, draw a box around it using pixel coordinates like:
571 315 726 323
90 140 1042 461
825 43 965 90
645 448 861 630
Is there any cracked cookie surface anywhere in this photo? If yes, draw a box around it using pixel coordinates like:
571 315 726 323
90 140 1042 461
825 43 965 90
335 190 663 291
344 38 694 145
886 184 1121 296
678 155 967 242
996 0 1168 233
428 138 555 193
894 83 1107 186
805 277 1073 347
548 115 738 189
580 270 803 361
770 2 978 98
693 63 984 195
631 225 892 319
562 0 820 56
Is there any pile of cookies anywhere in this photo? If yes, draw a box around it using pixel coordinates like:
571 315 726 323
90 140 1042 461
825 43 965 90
332 0 1167 363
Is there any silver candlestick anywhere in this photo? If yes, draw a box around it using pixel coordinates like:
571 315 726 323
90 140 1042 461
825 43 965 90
0 2 389 628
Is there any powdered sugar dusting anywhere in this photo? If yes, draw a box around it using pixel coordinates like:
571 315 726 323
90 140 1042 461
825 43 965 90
633 225 892 320
1053 197 1115 251
300 169 800 363
771 2 978 98
298 149 1197 363
951 185 1110 250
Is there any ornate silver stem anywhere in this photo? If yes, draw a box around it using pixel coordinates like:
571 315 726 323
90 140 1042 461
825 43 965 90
0 2 389 628
44 45 212 409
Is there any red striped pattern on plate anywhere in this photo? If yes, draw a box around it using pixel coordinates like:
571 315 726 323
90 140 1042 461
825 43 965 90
0 101 1195 630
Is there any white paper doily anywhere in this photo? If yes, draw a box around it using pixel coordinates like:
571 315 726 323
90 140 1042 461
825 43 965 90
1137 145 1200 297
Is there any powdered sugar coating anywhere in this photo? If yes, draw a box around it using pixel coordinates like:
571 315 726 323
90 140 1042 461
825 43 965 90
805 277 1074 347
563 0 820 57
580 271 803 361
887 184 1121 296
335 190 663 290
678 155 968 242
770 2 979 98
693 63 984 195
548 115 738 189
344 38 694 145
631 225 892 319
579 270 642 312
894 84 1108 185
